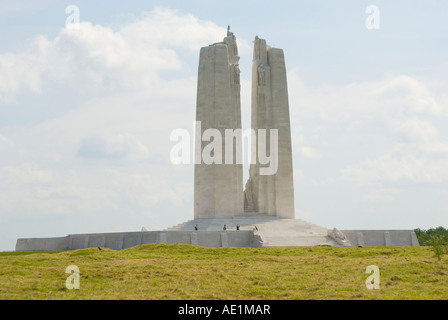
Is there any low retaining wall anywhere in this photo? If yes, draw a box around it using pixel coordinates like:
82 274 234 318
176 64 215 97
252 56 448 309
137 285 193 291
341 230 419 247
15 229 419 251
15 230 260 252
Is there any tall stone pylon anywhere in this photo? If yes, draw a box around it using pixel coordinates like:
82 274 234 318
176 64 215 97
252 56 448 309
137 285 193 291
194 27 243 219
243 36 295 218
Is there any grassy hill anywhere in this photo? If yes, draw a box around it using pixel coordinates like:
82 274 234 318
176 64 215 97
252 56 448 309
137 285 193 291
0 244 447 300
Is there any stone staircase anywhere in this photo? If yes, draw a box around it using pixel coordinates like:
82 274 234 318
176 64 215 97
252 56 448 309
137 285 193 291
165 215 342 247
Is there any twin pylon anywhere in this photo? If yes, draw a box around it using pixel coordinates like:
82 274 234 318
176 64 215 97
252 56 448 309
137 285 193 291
194 28 295 219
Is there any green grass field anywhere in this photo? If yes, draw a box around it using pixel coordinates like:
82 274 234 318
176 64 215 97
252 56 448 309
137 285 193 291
0 244 447 300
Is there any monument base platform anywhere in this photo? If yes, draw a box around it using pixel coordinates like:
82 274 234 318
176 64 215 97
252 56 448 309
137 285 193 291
166 217 338 247
166 217 420 247
15 217 419 251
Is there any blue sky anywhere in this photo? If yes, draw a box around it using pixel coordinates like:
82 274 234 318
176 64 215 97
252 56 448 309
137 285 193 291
0 0 447 251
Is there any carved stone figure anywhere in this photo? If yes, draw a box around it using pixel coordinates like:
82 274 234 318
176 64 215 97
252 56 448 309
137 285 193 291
234 64 240 85
258 63 265 86
244 179 254 210
253 36 261 60
328 228 351 246
332 228 346 241
227 25 234 38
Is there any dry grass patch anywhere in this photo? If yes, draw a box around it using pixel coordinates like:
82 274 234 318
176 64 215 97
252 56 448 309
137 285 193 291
0 244 446 300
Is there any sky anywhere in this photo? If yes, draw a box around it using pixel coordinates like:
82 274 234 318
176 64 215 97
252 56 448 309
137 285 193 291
0 0 447 251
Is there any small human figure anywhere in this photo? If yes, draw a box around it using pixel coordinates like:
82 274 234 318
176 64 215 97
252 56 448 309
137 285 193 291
223 224 227 231
194 224 198 231
236 224 240 231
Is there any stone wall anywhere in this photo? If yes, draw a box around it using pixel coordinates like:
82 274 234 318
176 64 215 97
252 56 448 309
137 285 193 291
15 229 419 251
341 230 420 247
15 230 259 252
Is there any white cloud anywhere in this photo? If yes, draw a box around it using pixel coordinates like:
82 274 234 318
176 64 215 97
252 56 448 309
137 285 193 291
292 133 322 159
298 146 322 159
0 41 48 103
0 7 223 234
362 188 403 202
0 7 226 103
376 75 446 116
288 70 448 119
125 7 226 51
341 152 448 185
77 133 149 160
1 163 53 184
391 117 439 143
417 142 448 155
287 69 448 188
0 161 192 219
311 177 335 186
0 134 15 150
293 169 305 182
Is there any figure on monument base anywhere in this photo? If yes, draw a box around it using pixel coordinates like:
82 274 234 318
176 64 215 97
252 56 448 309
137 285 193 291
244 178 255 211
243 164 256 212
257 63 266 86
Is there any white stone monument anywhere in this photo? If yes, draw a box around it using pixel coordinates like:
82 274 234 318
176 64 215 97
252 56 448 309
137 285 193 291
244 36 295 218
194 29 295 219
194 27 244 219
14 28 420 251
